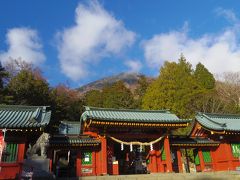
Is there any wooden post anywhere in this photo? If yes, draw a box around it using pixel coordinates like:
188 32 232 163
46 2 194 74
156 148 163 172
151 150 157 173
155 143 164 172
17 143 25 162
226 144 234 170
148 155 153 172
107 142 114 175
177 149 183 173
210 149 216 171
76 151 81 177
164 136 172 172
17 143 25 177
92 151 96 175
198 150 205 172
100 136 107 175
95 149 101 175
147 149 153 172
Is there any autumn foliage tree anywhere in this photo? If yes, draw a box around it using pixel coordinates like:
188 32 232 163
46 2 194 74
7 68 51 105
50 84 85 122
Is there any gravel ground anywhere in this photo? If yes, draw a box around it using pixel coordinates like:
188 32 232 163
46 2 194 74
76 171 240 180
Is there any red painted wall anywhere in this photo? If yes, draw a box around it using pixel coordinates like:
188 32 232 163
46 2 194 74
0 163 21 179
0 143 25 179
211 143 240 171
77 150 99 177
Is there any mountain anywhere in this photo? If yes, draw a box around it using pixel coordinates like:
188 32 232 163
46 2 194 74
77 72 154 95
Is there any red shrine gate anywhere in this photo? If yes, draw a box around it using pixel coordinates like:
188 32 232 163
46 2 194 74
74 107 240 177
106 134 173 174
3 105 240 178
80 106 190 175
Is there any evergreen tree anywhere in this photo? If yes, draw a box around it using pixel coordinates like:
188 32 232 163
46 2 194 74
102 81 135 109
0 62 10 104
84 81 136 109
85 90 103 107
194 63 215 89
0 62 6 89
191 63 216 113
142 55 202 118
134 75 151 108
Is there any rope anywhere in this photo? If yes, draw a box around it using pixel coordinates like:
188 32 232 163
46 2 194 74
108 134 165 146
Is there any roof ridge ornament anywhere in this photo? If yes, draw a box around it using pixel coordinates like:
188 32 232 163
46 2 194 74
29 108 41 123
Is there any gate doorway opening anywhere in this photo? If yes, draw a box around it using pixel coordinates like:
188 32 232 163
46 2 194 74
53 150 77 177
112 142 148 175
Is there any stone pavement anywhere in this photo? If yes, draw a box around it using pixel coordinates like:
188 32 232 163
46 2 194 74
78 171 240 180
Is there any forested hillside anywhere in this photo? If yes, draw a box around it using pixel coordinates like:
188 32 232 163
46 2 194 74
77 72 153 95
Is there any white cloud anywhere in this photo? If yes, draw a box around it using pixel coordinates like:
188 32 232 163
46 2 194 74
142 9 240 75
0 28 45 65
57 1 136 81
124 60 142 73
215 8 239 23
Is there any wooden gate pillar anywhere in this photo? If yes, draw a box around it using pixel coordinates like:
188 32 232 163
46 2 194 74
164 136 172 172
156 144 163 172
100 136 107 175
17 143 26 176
17 143 25 162
198 150 205 172
177 149 183 173
226 144 234 170
151 150 157 173
76 151 82 177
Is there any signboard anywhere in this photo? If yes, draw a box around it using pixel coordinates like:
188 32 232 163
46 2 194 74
81 152 92 165
81 167 93 173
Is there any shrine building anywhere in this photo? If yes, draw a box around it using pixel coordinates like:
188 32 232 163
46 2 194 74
1 105 240 178
189 112 240 172
79 106 191 176
0 105 51 179
77 107 240 176
48 121 101 177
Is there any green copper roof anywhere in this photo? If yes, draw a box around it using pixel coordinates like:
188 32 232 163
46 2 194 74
59 121 80 135
0 105 51 128
50 135 100 146
170 136 220 146
81 106 190 123
196 112 240 132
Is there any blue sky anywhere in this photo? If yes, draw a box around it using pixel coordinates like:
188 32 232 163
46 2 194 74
1 0 240 87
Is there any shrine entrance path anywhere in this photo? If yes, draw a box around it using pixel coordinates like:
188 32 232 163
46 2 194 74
78 171 240 180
